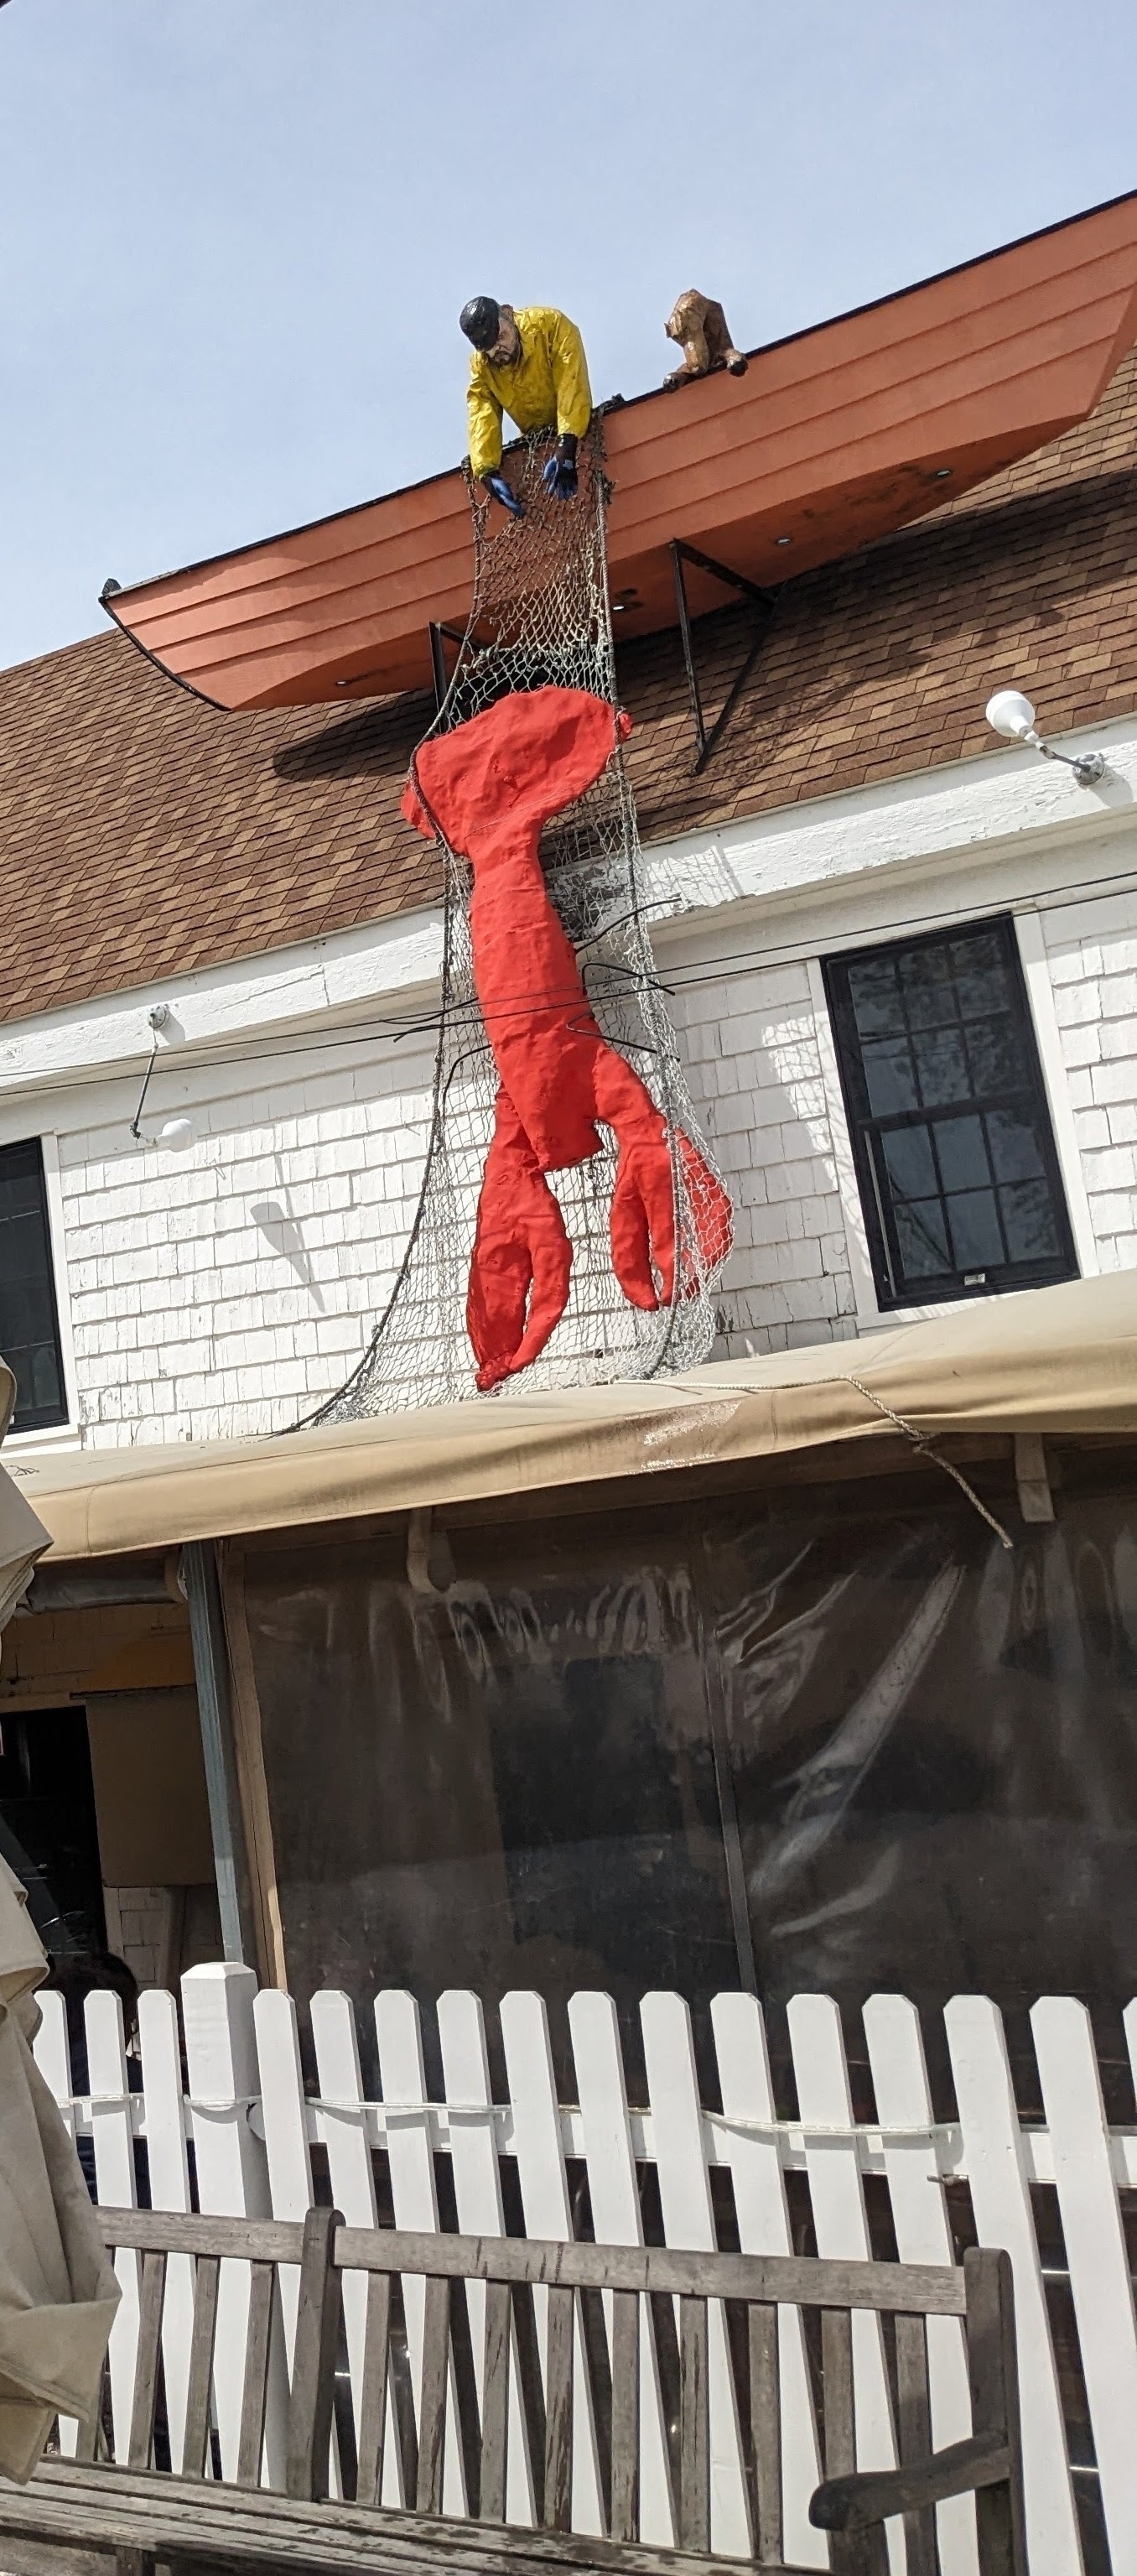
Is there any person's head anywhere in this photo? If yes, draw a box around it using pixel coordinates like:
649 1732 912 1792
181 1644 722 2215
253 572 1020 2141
50 1949 140 2053
459 297 521 367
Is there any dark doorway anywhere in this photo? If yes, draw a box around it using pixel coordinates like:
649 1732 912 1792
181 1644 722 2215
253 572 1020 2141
0 1704 106 1959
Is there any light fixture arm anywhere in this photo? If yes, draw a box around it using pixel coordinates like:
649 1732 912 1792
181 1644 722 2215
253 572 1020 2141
1026 730 1106 789
129 1041 159 1142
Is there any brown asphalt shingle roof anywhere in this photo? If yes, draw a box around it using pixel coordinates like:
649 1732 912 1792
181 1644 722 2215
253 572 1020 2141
3 348 1136 1029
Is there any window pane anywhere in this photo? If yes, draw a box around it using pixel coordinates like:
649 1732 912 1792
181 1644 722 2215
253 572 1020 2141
863 1038 918 1115
948 933 1010 1018
964 1017 1020 1094
0 1140 66 1434
899 945 958 1029
935 1114 989 1194
987 1109 1046 1183
896 1199 951 1277
947 1189 1004 1267
849 957 904 1038
999 1179 1062 1260
30 1343 63 1411
912 1027 970 1106
881 1125 937 1199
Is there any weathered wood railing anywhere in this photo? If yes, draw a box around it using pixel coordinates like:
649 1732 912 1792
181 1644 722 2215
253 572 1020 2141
31 1970 1137 2575
0 2208 1025 2576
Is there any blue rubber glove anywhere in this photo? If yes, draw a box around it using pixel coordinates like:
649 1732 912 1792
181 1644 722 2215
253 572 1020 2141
482 471 525 518
542 437 579 500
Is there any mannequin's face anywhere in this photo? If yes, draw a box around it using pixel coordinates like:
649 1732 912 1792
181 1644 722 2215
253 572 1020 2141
487 306 522 366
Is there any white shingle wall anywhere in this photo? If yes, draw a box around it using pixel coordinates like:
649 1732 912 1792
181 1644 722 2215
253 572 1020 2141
1043 887 1137 1274
40 887 1136 1449
667 956 855 1358
59 1039 436 1445
49 941 856 1449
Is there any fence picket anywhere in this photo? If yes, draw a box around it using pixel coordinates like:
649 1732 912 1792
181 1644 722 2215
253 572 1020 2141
179 1963 278 2485
568 1992 676 2547
374 1990 465 2514
309 1990 404 2506
640 1992 750 2556
498 1990 605 2536
863 1995 978 2576
32 1991 80 2457
86 1990 139 2464
786 1996 901 2576
1032 1996 1137 2568
437 1991 536 2527
944 1995 1082 2576
710 1994 826 2569
137 1991 195 2475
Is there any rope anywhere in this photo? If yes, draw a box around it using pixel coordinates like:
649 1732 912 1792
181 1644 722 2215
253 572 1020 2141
839 1375 1015 1550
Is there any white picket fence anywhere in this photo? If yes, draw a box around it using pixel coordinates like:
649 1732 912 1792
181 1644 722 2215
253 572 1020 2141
32 1970 1137 2576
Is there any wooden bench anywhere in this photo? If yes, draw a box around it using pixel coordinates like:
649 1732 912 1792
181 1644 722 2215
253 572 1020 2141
0 2206 1026 2576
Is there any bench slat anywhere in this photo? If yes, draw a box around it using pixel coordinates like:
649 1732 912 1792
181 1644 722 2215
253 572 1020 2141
480 2277 511 2524
543 2284 574 2532
822 2310 854 2481
749 2302 781 2566
182 2252 221 2481
417 2272 450 2516
127 2250 166 2471
356 2269 392 2509
287 2207 342 2506
896 2313 936 2576
610 2288 640 2543
331 2227 968 2318
678 2297 709 2556
236 2264 274 2490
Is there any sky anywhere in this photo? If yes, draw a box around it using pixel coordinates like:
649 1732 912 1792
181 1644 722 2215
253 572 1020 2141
2 0 1136 673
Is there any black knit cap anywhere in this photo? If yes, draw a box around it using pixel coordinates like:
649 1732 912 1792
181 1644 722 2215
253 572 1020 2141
459 296 501 352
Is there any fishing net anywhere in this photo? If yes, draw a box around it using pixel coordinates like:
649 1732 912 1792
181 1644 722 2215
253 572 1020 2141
314 419 730 1420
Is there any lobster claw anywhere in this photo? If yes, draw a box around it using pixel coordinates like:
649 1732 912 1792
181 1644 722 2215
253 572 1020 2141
466 1093 573 1390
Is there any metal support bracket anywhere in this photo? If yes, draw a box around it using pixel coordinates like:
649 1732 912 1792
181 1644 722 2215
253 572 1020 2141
428 621 467 719
669 539 776 774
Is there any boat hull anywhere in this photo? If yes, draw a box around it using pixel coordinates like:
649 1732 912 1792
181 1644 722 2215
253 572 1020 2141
105 192 1137 711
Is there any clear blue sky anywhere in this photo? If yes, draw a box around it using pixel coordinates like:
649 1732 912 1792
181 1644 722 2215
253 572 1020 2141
3 0 1135 672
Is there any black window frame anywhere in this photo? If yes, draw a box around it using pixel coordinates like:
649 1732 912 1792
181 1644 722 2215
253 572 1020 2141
0 1137 69 1434
823 916 1078 1312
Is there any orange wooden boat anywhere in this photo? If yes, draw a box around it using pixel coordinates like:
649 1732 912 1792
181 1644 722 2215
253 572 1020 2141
103 191 1137 711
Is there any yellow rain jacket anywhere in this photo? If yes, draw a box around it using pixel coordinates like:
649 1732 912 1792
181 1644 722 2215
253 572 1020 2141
466 307 592 481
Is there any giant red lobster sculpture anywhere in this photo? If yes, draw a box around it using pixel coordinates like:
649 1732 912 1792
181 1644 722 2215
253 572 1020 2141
402 684 732 1390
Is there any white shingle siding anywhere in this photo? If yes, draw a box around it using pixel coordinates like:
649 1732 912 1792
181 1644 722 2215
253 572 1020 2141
1042 890 1137 1274
6 718 1137 1449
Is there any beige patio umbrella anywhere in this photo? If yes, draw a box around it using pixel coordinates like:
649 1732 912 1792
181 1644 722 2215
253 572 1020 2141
0 1359 120 2480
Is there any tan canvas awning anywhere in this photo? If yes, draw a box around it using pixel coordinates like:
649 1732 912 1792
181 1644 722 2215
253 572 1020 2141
10 1273 1135 1565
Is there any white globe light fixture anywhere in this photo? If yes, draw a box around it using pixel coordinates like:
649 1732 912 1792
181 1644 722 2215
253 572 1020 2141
158 1116 196 1153
985 686 1105 787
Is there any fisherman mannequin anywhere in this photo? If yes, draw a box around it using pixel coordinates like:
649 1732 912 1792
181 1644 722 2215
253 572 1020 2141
460 298 592 518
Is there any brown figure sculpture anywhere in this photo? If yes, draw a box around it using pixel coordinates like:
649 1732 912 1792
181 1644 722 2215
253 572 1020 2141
664 290 749 388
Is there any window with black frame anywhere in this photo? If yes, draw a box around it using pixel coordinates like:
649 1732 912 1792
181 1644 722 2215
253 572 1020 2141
0 1139 68 1433
823 919 1077 1309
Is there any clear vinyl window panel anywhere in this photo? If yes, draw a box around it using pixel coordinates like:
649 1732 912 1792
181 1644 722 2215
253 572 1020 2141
0 1139 67 1433
823 917 1077 1309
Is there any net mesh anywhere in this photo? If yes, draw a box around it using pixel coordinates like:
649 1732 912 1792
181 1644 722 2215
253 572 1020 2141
314 420 730 1420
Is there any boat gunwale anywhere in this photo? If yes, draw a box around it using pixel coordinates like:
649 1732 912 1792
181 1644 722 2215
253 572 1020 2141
123 283 1132 669
101 185 1137 613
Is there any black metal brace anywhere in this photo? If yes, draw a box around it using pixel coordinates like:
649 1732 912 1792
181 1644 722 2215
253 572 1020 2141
428 621 467 719
669 540 776 774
